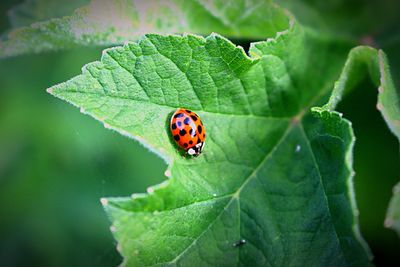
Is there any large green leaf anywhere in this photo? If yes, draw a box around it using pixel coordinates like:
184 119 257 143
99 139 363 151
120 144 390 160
47 2 400 261
0 0 289 58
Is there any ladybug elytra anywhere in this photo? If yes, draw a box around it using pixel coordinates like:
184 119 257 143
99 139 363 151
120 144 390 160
170 108 206 156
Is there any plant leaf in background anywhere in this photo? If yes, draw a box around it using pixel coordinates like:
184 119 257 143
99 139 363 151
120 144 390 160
386 182 400 237
324 47 400 138
3 0 400 59
7 0 89 27
278 0 400 248
0 0 289 58
275 0 400 42
1 0 397 265
322 46 400 241
46 0 400 260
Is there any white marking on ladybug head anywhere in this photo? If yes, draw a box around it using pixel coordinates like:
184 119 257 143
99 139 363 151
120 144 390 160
188 148 196 155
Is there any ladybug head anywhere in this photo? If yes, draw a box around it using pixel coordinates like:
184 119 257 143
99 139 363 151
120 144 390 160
187 142 204 156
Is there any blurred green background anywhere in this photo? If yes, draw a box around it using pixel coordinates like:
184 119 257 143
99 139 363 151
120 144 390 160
0 0 399 266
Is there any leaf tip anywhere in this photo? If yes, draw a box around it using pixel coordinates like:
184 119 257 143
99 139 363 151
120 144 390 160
100 198 109 206
46 87 54 95
209 32 219 38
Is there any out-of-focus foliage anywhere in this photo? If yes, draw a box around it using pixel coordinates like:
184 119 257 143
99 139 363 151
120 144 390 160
0 47 166 266
0 0 289 58
0 0 399 266
8 0 89 27
386 182 400 236
276 0 400 40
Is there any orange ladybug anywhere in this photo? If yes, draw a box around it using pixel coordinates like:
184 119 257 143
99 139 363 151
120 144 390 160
170 108 206 156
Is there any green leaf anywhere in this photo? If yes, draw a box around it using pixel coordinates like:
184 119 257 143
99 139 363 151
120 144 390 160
274 0 400 41
47 4 396 262
385 182 400 236
320 46 400 238
0 0 289 58
7 0 89 28
324 47 400 139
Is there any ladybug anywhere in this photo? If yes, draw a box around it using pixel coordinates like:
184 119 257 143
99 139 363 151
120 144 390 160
170 108 206 156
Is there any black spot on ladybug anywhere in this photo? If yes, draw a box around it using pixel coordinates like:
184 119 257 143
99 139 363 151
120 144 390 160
185 109 192 113
177 121 182 127
171 123 177 130
183 143 188 147
190 115 198 121
184 117 190 125
174 113 184 118
179 129 187 136
174 135 180 141
190 129 196 136
197 125 203 134
189 140 193 145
